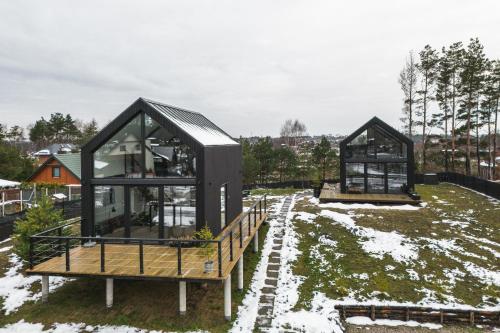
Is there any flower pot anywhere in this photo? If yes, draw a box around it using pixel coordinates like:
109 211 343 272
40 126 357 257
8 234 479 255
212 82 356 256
204 260 214 273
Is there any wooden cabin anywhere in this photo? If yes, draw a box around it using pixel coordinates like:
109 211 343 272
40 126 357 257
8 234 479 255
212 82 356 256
27 98 268 320
27 153 81 185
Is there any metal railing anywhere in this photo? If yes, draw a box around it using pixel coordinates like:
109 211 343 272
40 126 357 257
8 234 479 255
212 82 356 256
29 195 267 278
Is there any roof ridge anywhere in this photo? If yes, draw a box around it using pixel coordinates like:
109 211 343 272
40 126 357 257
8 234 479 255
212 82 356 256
140 98 203 116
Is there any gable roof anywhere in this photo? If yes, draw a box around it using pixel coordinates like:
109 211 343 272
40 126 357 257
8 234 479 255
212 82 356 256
27 153 81 181
143 99 238 146
340 116 413 148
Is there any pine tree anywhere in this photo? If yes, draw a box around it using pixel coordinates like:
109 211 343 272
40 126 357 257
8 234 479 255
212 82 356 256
458 38 488 176
445 42 464 171
482 59 500 179
416 45 439 170
399 51 418 138
435 48 453 171
312 137 336 181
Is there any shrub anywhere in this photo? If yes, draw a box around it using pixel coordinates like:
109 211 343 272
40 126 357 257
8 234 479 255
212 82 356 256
13 195 64 261
193 225 215 261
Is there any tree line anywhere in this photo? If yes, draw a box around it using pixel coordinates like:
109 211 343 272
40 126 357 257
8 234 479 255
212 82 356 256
399 38 499 179
0 114 99 181
241 119 339 186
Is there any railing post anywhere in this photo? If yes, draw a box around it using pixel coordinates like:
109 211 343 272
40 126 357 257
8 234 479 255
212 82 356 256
177 242 182 276
254 205 257 227
173 204 176 227
100 240 105 272
29 237 34 269
239 219 243 248
218 241 222 277
65 238 70 271
57 228 62 256
259 200 262 221
229 230 233 261
264 195 267 213
139 241 144 274
248 211 251 236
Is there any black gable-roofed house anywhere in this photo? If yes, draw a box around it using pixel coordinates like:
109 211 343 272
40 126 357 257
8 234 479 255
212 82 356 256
81 98 243 238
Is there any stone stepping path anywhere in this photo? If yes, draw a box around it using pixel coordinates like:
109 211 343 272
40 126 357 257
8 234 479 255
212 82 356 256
255 196 293 332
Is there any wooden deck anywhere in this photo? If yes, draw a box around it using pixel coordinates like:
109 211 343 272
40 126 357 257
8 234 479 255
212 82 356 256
320 183 420 205
27 210 267 282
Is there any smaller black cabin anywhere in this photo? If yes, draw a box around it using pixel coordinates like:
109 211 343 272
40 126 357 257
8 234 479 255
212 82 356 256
340 117 415 194
81 98 242 239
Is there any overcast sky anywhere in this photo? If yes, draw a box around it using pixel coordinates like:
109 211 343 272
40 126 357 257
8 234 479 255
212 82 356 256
0 0 499 138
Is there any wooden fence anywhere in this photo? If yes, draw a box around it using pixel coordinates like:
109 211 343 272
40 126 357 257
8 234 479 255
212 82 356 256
336 305 499 326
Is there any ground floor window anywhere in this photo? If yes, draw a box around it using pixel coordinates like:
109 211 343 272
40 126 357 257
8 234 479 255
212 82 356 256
93 185 196 239
345 162 408 194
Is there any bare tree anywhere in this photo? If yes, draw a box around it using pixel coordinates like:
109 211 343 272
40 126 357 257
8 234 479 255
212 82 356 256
399 51 418 138
280 119 307 146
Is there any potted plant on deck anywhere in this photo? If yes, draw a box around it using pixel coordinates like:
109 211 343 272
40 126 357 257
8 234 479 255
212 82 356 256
193 225 215 273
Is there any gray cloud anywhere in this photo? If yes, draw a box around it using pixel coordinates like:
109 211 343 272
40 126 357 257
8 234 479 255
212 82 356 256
0 0 499 137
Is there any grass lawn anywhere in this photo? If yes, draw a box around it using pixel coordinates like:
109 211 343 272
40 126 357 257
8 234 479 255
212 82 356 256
291 184 499 310
0 196 284 332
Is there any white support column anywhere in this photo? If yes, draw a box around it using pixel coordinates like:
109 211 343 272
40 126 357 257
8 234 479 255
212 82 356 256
179 281 186 315
41 275 49 303
68 186 72 201
224 274 231 321
20 189 23 211
238 255 244 291
253 229 259 253
106 278 114 308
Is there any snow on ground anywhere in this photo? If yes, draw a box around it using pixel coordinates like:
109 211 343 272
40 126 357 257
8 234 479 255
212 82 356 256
0 254 68 314
345 316 442 330
319 209 418 263
271 195 344 333
230 196 287 333
0 320 206 333
309 196 426 211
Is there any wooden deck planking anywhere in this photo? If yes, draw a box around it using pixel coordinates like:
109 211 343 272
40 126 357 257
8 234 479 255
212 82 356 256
320 183 420 205
28 212 267 281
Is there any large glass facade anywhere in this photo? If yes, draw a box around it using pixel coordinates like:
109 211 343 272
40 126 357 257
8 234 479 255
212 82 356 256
93 114 142 178
94 186 125 237
144 115 196 177
343 122 410 194
130 186 159 238
346 163 365 193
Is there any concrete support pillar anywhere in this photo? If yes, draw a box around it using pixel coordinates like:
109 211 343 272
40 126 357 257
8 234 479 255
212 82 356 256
224 274 231 321
238 255 244 291
253 229 259 253
41 275 49 303
20 190 23 211
106 278 113 308
179 281 186 315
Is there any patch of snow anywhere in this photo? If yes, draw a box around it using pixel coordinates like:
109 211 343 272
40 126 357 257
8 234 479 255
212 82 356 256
320 210 418 263
0 320 205 332
0 245 12 253
462 261 500 286
0 254 68 314
230 196 287 333
346 316 442 330
318 202 423 211
293 211 317 224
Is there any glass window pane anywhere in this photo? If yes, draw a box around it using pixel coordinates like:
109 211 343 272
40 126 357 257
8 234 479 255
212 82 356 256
145 115 196 178
94 186 125 237
220 185 226 229
346 163 365 193
367 163 385 193
93 114 142 178
345 130 367 159
129 186 159 238
373 125 406 159
162 186 196 238
387 163 407 193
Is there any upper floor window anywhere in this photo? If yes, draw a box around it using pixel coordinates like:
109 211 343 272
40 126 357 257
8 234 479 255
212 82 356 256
345 125 406 160
52 166 61 178
92 113 196 178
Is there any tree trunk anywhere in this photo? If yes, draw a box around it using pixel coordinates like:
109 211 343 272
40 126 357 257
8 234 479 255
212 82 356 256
451 75 456 171
487 109 492 179
465 92 473 176
422 78 428 171
444 92 449 172
493 97 499 180
476 110 481 177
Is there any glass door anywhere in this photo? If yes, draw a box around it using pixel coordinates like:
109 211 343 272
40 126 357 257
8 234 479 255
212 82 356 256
366 163 385 193
220 184 227 230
